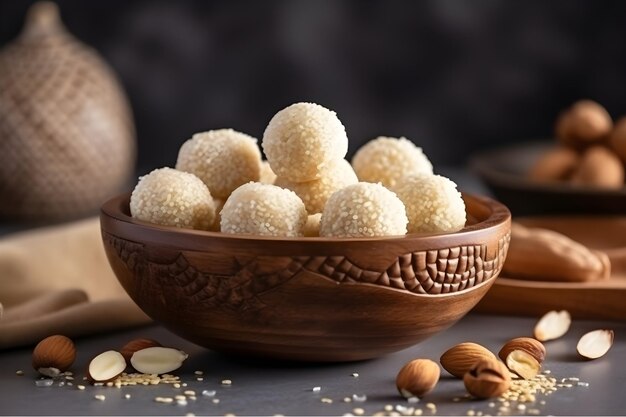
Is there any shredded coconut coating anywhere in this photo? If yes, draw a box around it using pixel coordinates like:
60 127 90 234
275 159 358 214
262 102 348 182
130 167 215 230
320 182 408 238
259 160 277 184
394 174 466 234
304 213 322 237
220 182 307 237
176 129 262 200
352 136 433 189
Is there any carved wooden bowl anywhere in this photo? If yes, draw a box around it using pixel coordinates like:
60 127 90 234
100 193 511 362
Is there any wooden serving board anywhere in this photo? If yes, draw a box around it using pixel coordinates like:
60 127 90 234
475 216 626 320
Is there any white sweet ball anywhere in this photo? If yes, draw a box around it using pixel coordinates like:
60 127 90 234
220 182 307 237
176 129 261 200
394 174 466 234
262 102 348 182
320 182 408 238
352 136 433 188
275 159 358 214
130 167 215 230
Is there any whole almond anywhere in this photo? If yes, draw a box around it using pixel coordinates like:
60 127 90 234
529 146 579 182
120 338 161 363
440 342 496 378
570 146 624 189
463 358 511 399
556 100 612 147
395 359 440 399
32 335 76 377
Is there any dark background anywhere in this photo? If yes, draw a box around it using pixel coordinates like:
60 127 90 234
3 0 626 174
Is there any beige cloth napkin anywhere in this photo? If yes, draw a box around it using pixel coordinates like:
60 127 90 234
0 218 151 349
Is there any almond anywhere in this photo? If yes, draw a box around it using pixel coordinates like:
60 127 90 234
577 329 614 359
395 359 440 399
534 310 571 342
88 350 126 382
120 338 161 363
498 337 546 380
130 347 188 375
463 358 511 399
440 342 496 378
32 335 76 377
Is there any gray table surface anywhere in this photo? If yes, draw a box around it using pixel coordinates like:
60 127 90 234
0 314 624 416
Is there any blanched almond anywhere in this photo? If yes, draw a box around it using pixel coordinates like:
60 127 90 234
534 310 571 341
130 347 188 374
88 350 126 382
577 329 614 359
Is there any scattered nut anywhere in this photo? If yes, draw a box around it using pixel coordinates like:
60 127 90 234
88 350 126 382
440 342 496 378
395 359 440 398
120 338 162 363
576 329 614 359
498 337 546 380
534 310 571 341
463 358 511 399
130 347 188 374
32 335 76 377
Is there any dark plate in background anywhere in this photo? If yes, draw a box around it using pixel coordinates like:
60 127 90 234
470 142 626 216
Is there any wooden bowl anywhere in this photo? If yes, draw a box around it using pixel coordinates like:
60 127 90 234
100 193 511 362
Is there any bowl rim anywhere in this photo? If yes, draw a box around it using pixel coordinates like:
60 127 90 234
101 192 511 243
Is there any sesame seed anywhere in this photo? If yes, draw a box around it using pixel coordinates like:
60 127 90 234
15 370 24 376
312 386 321 392
353 408 365 415
94 395 106 401
321 398 333 404
77 385 86 390
221 379 232 386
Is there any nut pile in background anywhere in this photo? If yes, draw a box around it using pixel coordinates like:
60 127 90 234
530 99 626 188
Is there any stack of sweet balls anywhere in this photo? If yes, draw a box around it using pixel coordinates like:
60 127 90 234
130 102 467 238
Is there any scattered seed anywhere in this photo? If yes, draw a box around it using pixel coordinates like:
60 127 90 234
194 371 204 375
221 379 232 386
197 377 204 381
353 408 365 416
15 370 24 376
94 395 106 401
352 372 359 378
516 404 526 411
175 395 187 401
577 382 589 387
312 386 321 392
177 399 188 406
407 397 420 404
212 398 220 404
125 394 131 399
344 397 352 403
35 379 54 387
321 398 333 404
186 414 195 417
182 383 188 387
155 397 173 404
467 410 475 416
77 385 86 390
352 394 367 402
385 405 394 411
488 403 495 408
426 403 436 411
184 390 196 396
203 390 217 397
414 410 423 416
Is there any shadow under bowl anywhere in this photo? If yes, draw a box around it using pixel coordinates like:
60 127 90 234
100 193 511 362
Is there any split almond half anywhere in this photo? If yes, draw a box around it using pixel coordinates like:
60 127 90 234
130 347 188 374
577 329 614 359
89 350 126 382
534 310 571 341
